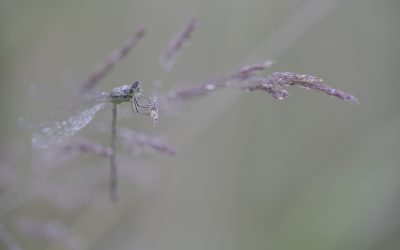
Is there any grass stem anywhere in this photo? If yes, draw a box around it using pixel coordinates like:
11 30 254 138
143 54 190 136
110 103 118 202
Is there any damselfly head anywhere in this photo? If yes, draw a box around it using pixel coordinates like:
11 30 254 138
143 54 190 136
130 81 142 97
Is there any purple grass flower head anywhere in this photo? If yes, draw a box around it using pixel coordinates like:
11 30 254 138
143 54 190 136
266 72 359 104
79 28 146 93
161 16 198 72
166 62 357 105
59 139 112 157
118 128 176 156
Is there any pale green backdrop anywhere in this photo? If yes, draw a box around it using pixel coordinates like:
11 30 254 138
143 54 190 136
0 0 399 250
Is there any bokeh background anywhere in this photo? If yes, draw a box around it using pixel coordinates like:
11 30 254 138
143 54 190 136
1 0 400 249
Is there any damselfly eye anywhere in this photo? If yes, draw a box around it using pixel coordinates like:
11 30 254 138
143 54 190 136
130 81 142 96
132 81 140 91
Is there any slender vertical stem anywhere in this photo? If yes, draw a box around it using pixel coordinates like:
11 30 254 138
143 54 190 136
110 103 118 201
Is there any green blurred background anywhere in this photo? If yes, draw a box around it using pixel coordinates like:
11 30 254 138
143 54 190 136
1 0 400 249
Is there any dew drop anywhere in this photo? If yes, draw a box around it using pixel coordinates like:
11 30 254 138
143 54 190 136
205 84 216 90
41 127 51 133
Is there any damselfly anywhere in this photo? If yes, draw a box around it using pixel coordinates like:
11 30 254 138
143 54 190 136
30 81 156 149
27 81 158 201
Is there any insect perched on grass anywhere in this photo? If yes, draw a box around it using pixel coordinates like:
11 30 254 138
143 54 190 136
29 81 159 201
108 81 158 201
